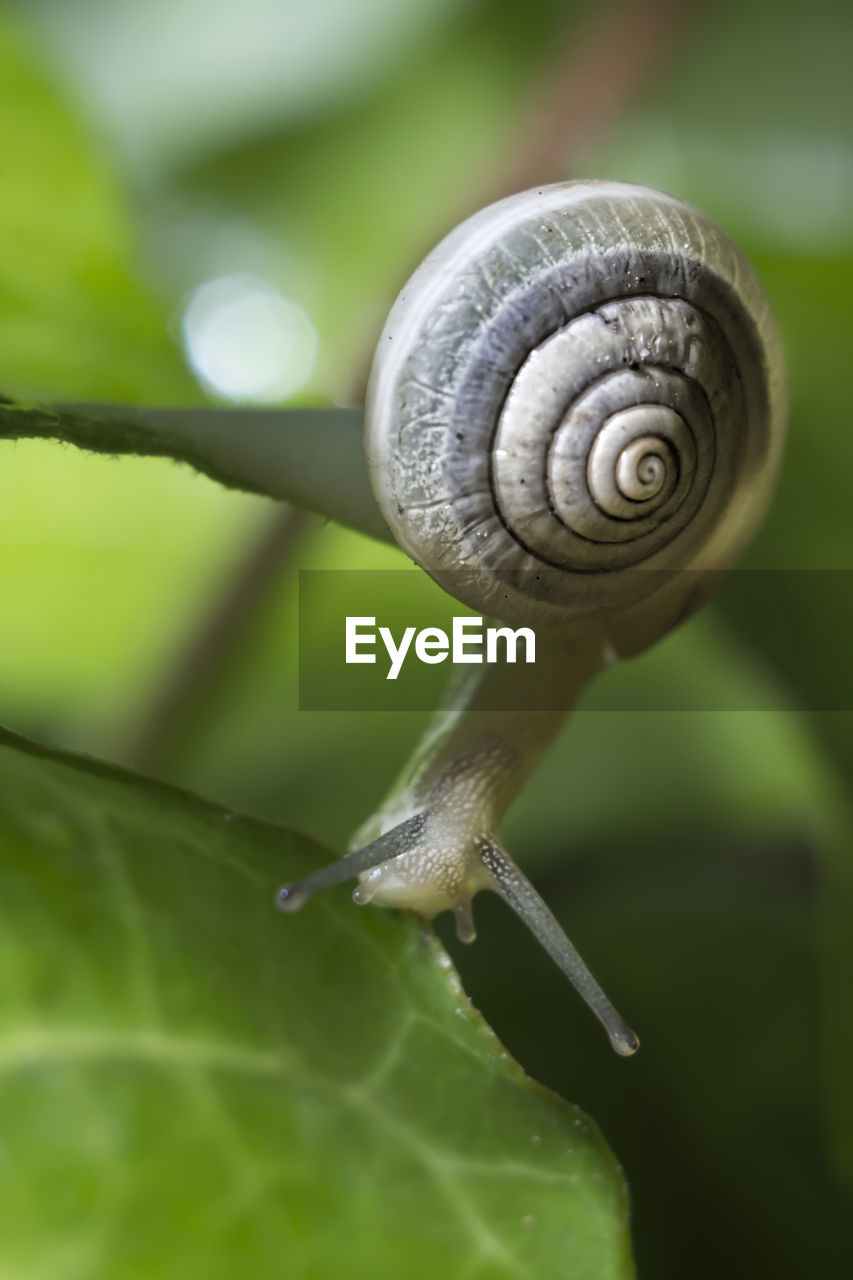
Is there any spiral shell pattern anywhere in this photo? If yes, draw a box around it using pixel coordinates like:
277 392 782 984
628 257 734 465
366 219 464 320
366 182 785 628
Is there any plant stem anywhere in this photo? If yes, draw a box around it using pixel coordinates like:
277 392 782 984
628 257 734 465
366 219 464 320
0 397 383 541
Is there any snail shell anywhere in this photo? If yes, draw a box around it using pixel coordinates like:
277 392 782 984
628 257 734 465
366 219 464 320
365 181 785 634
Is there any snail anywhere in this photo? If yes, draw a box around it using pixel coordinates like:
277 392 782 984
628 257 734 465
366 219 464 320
277 180 786 1055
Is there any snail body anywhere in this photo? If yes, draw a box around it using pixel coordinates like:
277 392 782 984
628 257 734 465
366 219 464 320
279 181 786 1055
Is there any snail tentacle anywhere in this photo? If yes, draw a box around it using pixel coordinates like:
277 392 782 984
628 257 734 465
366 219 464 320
477 836 639 1056
277 813 427 913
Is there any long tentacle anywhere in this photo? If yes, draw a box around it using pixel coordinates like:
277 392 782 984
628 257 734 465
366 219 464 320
277 813 426 912
478 837 639 1056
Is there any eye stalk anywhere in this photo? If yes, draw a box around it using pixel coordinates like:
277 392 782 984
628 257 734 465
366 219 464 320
277 814 427 913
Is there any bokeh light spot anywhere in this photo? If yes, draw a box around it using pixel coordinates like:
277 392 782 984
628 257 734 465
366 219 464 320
182 274 318 402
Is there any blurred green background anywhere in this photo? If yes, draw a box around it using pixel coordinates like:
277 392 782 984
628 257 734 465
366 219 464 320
0 0 851 1275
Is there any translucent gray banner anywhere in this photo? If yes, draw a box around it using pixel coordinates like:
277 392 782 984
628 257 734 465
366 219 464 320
298 569 851 712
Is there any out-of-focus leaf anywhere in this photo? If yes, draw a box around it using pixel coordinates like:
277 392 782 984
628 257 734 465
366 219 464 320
586 0 853 254
823 799 853 1191
15 0 472 178
0 17 192 402
0 15 277 737
503 612 847 860
0 440 265 734
0 724 634 1279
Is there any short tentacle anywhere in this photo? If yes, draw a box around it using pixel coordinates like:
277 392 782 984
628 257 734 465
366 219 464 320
454 901 477 944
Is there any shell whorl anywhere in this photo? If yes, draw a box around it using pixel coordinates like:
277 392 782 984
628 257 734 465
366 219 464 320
366 181 785 631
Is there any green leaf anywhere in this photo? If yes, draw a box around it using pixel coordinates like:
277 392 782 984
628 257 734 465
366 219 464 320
0 725 633 1278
